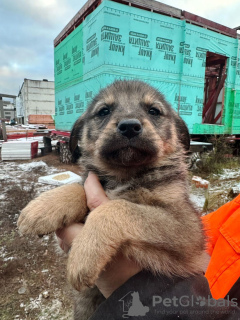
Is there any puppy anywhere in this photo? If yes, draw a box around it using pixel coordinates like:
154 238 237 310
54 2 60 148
17 80 205 319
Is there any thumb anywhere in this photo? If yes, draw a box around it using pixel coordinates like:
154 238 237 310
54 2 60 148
84 172 109 211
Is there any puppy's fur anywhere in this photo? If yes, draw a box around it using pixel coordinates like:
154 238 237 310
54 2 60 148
18 80 205 319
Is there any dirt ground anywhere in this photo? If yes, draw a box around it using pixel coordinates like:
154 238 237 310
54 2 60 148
0 152 81 320
1 151 240 319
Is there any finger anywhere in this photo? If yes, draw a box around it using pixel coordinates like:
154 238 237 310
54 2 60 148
56 223 84 251
84 172 109 211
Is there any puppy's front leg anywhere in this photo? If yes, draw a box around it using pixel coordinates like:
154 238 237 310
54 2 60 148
17 183 88 235
67 199 153 291
67 199 204 291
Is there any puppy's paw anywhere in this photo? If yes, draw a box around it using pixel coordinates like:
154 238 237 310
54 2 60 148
17 183 88 235
67 240 102 291
18 198 64 235
67 226 118 291
66 201 123 291
67 262 98 291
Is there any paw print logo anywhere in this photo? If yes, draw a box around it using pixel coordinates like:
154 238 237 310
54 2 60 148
195 296 206 307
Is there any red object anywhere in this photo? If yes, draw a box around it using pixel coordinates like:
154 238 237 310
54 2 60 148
202 195 240 299
183 11 237 38
52 130 71 137
7 132 34 139
31 141 38 158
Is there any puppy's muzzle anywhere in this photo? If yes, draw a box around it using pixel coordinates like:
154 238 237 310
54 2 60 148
117 119 142 139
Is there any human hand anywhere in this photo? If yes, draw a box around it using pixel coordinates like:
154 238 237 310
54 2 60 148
56 172 140 297
56 171 109 253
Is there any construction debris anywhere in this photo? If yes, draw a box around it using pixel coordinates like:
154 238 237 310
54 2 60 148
1 141 38 160
38 171 82 186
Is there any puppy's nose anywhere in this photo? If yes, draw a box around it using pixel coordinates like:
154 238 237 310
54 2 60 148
117 119 142 139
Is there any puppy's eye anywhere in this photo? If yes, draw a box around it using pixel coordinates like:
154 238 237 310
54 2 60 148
98 107 110 117
148 108 161 116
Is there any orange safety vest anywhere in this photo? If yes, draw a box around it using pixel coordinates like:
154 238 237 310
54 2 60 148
202 194 240 299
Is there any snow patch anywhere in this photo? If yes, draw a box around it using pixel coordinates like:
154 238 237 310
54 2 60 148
21 295 69 320
0 246 7 259
18 161 48 172
213 168 240 180
0 194 6 200
190 191 206 210
0 174 11 180
41 269 49 273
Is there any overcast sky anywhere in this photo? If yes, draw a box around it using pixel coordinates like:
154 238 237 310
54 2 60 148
0 0 239 96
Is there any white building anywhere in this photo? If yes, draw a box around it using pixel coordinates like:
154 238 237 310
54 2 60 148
3 103 15 120
18 79 55 124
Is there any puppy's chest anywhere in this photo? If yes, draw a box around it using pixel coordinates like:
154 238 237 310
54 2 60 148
102 171 159 201
104 180 161 205
100 168 179 204
105 183 134 201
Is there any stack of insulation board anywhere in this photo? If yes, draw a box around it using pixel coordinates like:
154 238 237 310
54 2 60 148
1 141 38 160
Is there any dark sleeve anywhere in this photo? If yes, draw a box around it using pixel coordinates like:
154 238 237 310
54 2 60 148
90 271 240 320
226 277 240 306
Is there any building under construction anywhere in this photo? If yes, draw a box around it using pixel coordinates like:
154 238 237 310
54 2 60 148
53 0 240 136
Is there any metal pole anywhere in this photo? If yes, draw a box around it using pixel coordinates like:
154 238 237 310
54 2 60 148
0 98 7 141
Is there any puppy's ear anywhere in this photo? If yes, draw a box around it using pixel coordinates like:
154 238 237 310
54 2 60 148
174 116 190 151
69 117 84 162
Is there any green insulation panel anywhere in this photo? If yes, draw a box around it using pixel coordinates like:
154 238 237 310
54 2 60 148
231 89 240 134
55 73 181 131
54 0 240 134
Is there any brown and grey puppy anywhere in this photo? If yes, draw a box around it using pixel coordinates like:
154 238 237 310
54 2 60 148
18 80 205 319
